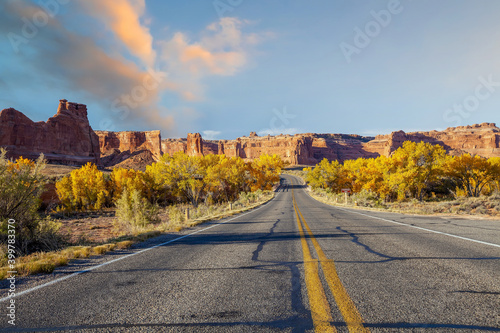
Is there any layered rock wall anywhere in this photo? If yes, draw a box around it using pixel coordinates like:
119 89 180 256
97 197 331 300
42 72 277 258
363 123 500 158
0 99 101 165
95 130 162 168
161 138 186 156
160 124 500 165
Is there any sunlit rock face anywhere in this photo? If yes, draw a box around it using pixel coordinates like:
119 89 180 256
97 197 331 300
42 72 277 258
0 99 101 166
363 123 500 158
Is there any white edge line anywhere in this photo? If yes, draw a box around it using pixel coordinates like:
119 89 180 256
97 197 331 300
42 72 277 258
0 195 277 304
334 206 500 249
286 174 500 249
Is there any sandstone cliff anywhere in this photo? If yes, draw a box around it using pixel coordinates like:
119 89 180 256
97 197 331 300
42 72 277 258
159 124 500 165
363 123 500 157
0 100 101 166
160 132 371 165
219 134 318 165
95 130 161 168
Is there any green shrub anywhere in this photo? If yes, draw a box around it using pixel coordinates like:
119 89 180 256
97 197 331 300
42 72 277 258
116 188 159 228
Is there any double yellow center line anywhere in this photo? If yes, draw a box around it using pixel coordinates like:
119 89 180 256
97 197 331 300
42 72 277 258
291 180 369 333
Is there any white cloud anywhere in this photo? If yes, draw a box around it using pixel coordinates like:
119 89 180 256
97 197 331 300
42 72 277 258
202 130 221 140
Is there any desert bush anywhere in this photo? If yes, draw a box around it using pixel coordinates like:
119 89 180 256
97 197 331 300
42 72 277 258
0 150 66 254
115 188 159 229
351 189 385 208
475 206 488 215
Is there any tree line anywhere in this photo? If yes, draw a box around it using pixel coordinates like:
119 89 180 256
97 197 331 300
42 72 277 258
305 141 500 201
56 152 284 211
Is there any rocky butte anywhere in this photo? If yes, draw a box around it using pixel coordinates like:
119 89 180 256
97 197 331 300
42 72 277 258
0 99 101 166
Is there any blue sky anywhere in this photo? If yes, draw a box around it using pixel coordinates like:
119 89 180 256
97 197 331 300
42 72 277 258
1 0 500 139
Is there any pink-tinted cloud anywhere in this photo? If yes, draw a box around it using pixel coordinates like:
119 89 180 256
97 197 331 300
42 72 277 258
160 17 272 101
79 0 156 66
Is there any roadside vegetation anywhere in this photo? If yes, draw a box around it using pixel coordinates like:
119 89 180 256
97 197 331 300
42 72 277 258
290 141 500 217
0 150 283 279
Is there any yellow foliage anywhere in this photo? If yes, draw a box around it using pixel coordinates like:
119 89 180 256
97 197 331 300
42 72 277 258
444 154 499 197
56 162 108 210
249 154 284 191
303 141 499 202
110 168 147 202
145 152 283 205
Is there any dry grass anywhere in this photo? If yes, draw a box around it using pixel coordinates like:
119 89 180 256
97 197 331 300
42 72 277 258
0 243 125 280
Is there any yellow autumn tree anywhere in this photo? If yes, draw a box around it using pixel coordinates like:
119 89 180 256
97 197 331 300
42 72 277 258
444 154 498 197
305 158 348 192
487 157 500 193
56 162 108 210
206 155 250 202
249 154 284 191
386 141 448 201
146 152 208 207
109 168 147 202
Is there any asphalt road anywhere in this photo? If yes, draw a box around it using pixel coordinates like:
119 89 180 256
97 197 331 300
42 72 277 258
1 174 499 332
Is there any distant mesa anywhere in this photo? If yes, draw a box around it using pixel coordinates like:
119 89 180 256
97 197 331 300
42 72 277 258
1 99 500 169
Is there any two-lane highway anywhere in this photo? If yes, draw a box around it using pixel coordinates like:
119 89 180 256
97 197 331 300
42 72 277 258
1 175 499 332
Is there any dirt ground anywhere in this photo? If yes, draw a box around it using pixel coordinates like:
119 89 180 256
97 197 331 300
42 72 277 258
56 211 119 244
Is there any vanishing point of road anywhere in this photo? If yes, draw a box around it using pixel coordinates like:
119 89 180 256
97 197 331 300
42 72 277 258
1 175 499 332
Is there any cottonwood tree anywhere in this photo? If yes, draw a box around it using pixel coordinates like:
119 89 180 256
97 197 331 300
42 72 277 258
445 154 499 197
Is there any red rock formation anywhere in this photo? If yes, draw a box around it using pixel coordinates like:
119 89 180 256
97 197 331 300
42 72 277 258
161 138 187 156
160 124 500 165
203 140 219 155
187 133 203 157
95 130 161 167
95 124 500 168
363 123 500 158
0 99 101 165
